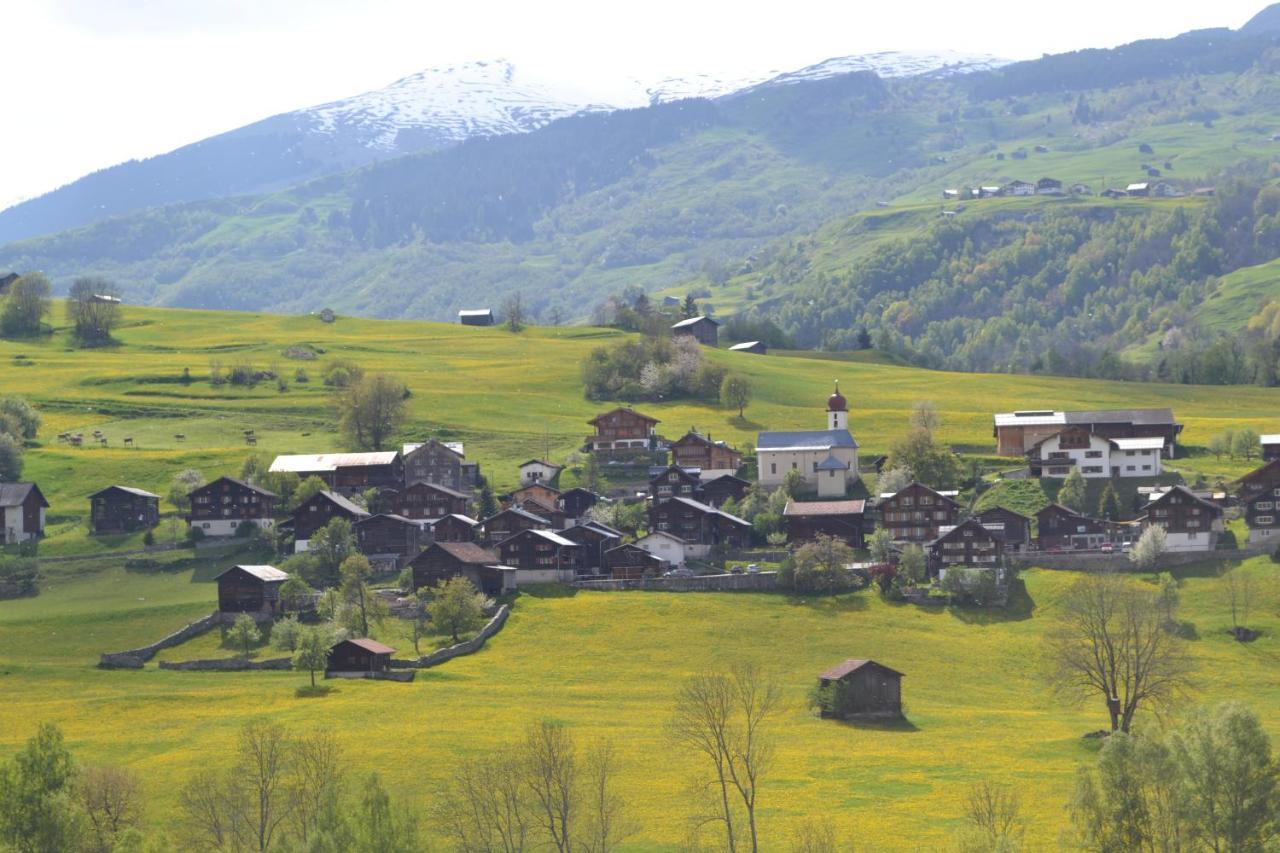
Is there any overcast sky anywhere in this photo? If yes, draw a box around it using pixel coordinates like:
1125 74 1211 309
1 0 1268 209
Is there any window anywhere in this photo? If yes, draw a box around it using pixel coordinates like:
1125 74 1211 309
1257 515 1275 525
901 497 914 507
921 495 934 506
1256 501 1274 511
1049 467 1069 476
1126 450 1136 457
770 463 776 475
1142 465 1152 471
1126 466 1136 472
1085 450 1103 459
1082 466 1103 474
812 462 818 472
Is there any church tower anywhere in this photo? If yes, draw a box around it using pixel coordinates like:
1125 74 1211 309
827 381 848 431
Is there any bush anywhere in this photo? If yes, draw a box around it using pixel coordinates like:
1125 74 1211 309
271 616 304 652
234 521 261 540
142 530 155 546
0 557 39 599
185 526 205 544
323 359 364 388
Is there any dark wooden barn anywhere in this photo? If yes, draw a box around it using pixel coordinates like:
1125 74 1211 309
699 474 750 508
558 487 602 522
327 638 395 674
355 514 424 567
783 499 866 547
291 490 369 542
0 482 47 544
409 541 504 595
215 564 289 614
481 506 551 544
604 543 667 580
89 485 160 534
671 315 720 346
558 521 623 572
817 659 904 720
974 506 1032 551
430 513 479 543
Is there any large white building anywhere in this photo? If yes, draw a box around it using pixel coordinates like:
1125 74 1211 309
1027 429 1164 479
756 384 859 498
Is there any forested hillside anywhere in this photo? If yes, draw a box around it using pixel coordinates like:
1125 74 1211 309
3 21 1280 382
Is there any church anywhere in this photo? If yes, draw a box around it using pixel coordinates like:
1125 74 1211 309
756 383 860 498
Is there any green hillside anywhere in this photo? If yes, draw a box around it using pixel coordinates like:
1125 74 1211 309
2 303 1276 554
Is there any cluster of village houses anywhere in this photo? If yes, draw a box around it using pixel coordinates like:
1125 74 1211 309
941 176 1215 205
7 388 1280 601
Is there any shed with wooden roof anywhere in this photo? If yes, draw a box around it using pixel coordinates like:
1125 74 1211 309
816 659 904 719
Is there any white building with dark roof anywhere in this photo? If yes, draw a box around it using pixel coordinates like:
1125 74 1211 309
756 383 859 497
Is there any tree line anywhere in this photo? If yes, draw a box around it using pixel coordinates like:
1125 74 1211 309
1 274 123 345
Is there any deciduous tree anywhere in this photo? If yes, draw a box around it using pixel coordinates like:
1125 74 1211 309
66 277 122 345
720 374 753 417
1 274 51 338
292 626 332 689
1046 573 1194 732
1130 525 1167 570
336 373 407 451
426 576 487 642
229 613 261 658
78 766 143 853
1058 469 1087 513
787 534 856 593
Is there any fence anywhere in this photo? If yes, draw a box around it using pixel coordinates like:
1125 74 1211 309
158 657 292 671
98 611 222 669
573 571 779 592
390 604 510 669
1010 542 1272 572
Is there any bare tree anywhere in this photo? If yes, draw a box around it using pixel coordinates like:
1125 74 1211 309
578 740 635 853
503 292 527 332
1222 565 1257 640
435 754 529 853
1046 574 1195 732
237 721 293 852
78 766 143 853
789 819 841 852
336 373 407 450
958 780 1023 852
289 731 344 846
669 664 782 853
909 400 941 433
179 768 238 851
524 721 577 852
66 277 121 345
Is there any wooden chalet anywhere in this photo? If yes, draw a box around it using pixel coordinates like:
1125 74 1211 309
876 483 960 543
494 528 582 578
355 514 424 567
605 543 667 580
648 496 750 556
215 564 288 614
402 439 469 491
558 487 602 522
649 464 702 504
390 480 470 520
670 430 743 472
88 485 160 534
509 482 561 510
817 659 903 720
0 483 47 544
291 490 369 544
699 473 750 508
514 496 566 529
482 506 552 544
1035 504 1115 551
187 477 276 538
585 407 661 455
327 638 395 674
974 506 1032 551
1141 485 1223 552
928 518 1004 574
1244 488 1280 545
557 521 623 571
783 499 866 548
671 315 720 346
728 340 768 355
409 541 505 596
430 513 479 543
268 452 403 493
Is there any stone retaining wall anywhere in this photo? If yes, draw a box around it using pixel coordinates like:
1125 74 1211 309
390 604 509 669
1011 544 1270 572
573 571 779 592
98 611 221 669
158 657 292 671
326 670 416 682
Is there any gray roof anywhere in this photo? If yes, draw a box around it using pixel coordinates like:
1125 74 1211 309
669 496 751 527
0 483 44 508
1064 408 1177 426
314 491 370 518
90 485 160 499
218 564 289 583
671 315 720 329
756 429 859 451
816 454 848 472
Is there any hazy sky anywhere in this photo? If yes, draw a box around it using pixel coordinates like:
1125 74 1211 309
1 0 1268 209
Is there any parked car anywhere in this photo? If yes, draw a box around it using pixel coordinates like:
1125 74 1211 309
729 566 744 575
746 564 761 574
664 567 695 578
1101 543 1114 554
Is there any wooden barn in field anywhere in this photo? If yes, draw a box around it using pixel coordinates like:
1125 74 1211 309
89 486 160 534
327 638 395 675
458 309 494 326
816 659 904 720
215 565 288 614
671 315 720 347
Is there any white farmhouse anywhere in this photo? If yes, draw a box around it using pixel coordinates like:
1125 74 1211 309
1027 428 1163 479
756 384 859 498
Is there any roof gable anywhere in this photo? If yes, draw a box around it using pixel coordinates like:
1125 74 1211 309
588 407 660 427
819 659 903 681
90 485 160 500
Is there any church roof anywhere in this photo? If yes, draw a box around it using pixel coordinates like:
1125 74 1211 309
755 429 858 452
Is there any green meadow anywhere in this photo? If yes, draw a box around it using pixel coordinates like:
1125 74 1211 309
2 305 1280 847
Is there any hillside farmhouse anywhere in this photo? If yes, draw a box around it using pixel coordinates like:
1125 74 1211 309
291 490 368 550
1025 428 1165 479
269 451 403 493
215 564 287 614
0 483 47 544
585 407 662 455
993 408 1182 458
670 430 743 473
1140 485 1223 552
783 499 867 547
671 315 720 346
188 477 275 538
877 482 960 543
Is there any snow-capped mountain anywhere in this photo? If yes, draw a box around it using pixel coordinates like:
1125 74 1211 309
0 49 1008 245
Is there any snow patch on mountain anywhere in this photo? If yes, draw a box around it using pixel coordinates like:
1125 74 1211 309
298 51 1011 151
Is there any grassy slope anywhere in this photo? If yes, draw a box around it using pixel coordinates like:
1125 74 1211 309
3 305 1280 846
4 304 1279 549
